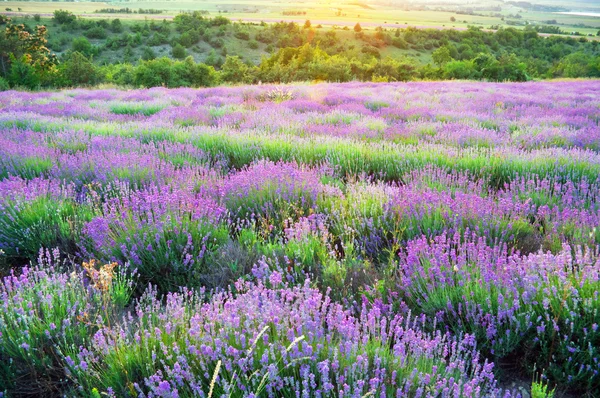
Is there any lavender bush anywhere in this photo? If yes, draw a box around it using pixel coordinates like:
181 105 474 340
1 81 600 396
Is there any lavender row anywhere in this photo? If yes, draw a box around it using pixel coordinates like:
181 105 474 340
1 81 600 396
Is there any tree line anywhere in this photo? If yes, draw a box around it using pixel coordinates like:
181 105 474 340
1 11 599 90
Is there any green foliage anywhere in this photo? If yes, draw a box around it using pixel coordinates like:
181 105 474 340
100 63 135 86
3 13 600 88
59 51 100 87
443 59 478 80
472 52 529 82
221 55 252 84
87 217 229 294
71 37 94 57
110 267 136 308
84 26 107 40
8 55 40 89
0 77 8 91
0 197 94 263
432 45 452 66
531 378 555 398
171 43 186 59
133 56 219 88
53 9 76 25
110 18 123 33
109 102 165 116
1 23 57 84
552 51 597 78
141 46 156 61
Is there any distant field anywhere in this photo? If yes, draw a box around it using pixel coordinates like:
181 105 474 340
3 0 599 35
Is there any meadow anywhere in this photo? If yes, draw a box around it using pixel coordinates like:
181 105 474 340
1 80 600 396
3 0 600 35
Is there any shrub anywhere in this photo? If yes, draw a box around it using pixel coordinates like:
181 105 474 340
171 43 186 59
223 161 323 231
53 9 76 24
0 252 133 396
7 55 40 90
141 46 156 61
0 184 93 263
110 18 123 33
220 55 252 83
59 51 100 87
396 233 600 392
234 30 250 40
81 186 229 293
84 26 107 39
71 37 94 57
68 277 505 397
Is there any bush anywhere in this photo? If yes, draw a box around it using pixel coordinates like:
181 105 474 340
7 56 40 90
223 161 323 231
59 51 100 86
84 26 107 39
82 187 228 293
0 193 93 263
53 9 76 24
141 46 156 61
110 18 123 33
220 55 252 83
234 30 250 40
71 37 94 57
133 57 219 88
396 234 600 392
0 254 97 396
100 63 135 86
171 43 186 59
0 77 8 91
443 59 478 80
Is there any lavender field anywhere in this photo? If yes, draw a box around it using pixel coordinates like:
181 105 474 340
1 81 600 397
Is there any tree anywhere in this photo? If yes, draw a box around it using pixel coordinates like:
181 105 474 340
84 26 107 39
7 55 40 89
59 51 99 86
172 43 186 59
553 52 593 78
303 20 311 29
0 23 57 81
443 60 477 80
221 55 251 83
134 57 172 87
432 46 452 66
72 37 93 57
53 10 76 24
141 46 156 61
450 16 456 22
354 23 362 33
133 57 218 88
111 19 123 33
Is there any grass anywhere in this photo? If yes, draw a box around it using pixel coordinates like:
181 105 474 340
109 102 166 116
3 0 598 35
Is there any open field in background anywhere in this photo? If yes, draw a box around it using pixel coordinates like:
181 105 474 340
2 0 600 35
1 80 600 396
